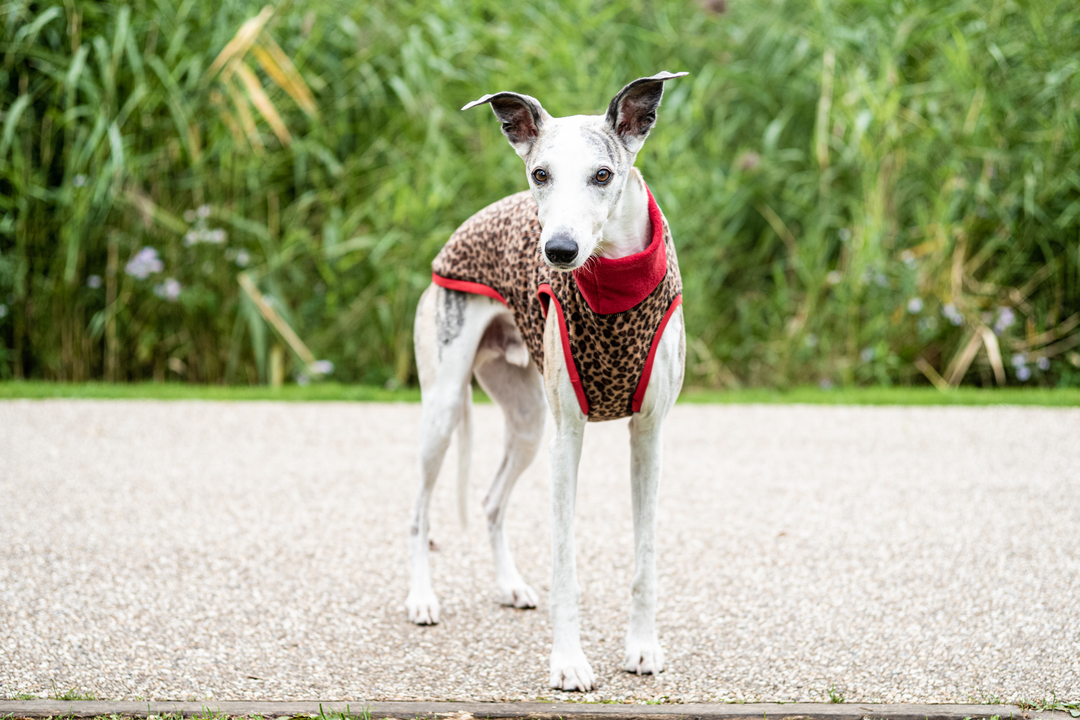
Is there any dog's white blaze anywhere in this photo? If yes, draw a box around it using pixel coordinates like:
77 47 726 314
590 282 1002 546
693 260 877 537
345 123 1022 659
528 115 647 269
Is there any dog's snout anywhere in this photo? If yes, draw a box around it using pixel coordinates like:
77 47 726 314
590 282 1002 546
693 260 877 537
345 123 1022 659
545 235 578 265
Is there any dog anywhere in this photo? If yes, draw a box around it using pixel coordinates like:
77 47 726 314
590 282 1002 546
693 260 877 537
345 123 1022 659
406 71 688 692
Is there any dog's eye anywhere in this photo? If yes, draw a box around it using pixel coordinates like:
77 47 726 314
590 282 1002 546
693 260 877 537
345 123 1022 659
595 168 612 184
532 168 548 184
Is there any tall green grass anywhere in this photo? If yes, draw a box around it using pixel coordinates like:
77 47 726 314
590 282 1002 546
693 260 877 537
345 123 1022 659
1 0 1078 388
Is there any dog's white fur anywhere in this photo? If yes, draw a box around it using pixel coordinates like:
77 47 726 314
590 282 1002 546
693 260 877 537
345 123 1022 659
406 73 687 691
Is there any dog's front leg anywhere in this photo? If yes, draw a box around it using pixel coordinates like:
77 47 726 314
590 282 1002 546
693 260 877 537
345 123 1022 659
549 413 593 690
624 305 683 675
624 413 665 675
543 309 596 692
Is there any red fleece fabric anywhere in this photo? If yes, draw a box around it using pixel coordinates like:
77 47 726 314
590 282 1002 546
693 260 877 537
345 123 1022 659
430 273 508 306
631 294 683 413
572 183 667 315
536 284 591 416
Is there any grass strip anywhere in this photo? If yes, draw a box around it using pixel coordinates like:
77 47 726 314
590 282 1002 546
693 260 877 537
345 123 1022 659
1 381 1078 406
681 386 1080 407
0 381 421 403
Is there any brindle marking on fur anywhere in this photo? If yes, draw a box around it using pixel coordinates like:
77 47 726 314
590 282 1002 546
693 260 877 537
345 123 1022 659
581 127 624 170
436 288 466 354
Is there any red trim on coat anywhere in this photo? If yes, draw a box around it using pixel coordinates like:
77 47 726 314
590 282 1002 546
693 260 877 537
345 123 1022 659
537 283 590 417
431 272 508 306
631 295 683 413
572 183 667 315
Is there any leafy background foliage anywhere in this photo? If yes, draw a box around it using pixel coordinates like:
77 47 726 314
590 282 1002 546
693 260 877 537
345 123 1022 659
1 0 1078 388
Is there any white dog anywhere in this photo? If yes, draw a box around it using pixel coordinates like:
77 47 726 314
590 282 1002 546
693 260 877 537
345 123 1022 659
406 72 688 692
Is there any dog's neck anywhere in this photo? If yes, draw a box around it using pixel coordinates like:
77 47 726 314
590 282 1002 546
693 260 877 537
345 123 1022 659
598 168 651 260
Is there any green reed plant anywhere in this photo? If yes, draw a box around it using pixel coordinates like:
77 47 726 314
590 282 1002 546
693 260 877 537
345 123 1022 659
1 0 1078 388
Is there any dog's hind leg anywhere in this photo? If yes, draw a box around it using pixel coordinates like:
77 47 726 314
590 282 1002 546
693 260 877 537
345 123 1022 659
407 285 503 625
474 344 546 610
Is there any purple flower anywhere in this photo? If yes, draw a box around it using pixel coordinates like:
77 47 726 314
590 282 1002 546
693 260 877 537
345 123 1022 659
312 359 335 375
941 303 964 326
907 297 924 314
1036 357 1050 371
1016 365 1031 381
87 275 103 289
993 307 1015 335
125 247 164 279
153 277 182 302
183 227 228 247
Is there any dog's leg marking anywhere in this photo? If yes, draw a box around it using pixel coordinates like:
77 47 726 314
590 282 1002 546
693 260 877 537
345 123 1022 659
624 305 684 674
542 307 596 691
475 357 546 609
436 288 466 356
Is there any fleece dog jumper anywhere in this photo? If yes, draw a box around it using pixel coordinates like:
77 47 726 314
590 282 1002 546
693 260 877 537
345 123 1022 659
431 182 682 422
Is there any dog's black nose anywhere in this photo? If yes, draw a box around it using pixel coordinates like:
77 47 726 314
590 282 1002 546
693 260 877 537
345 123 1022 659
545 236 578 265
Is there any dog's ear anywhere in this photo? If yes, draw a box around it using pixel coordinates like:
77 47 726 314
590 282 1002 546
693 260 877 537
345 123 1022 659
462 92 549 159
605 71 688 153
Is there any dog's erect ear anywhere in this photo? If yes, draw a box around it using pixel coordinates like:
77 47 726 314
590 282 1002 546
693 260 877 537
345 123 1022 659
462 92 548 159
605 71 688 153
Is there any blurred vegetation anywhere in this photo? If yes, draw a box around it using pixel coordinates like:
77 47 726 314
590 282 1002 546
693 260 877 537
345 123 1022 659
1 0 1078 389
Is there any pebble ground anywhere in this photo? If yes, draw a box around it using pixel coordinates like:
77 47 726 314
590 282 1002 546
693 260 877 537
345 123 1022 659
1 400 1077 703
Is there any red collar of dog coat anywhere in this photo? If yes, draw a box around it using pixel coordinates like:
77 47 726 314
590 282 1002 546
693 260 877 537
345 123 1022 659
571 183 667 315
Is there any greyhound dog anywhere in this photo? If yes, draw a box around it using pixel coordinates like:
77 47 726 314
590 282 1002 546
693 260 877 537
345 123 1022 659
407 72 688 692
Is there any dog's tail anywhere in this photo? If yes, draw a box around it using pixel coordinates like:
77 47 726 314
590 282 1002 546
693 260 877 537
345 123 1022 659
456 381 472 529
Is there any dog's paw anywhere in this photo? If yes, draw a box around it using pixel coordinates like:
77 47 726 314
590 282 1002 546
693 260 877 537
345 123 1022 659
405 590 440 625
549 648 597 691
624 636 665 675
498 579 538 609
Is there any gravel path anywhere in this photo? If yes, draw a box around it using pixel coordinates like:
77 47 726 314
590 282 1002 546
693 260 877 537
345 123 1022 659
1 400 1078 704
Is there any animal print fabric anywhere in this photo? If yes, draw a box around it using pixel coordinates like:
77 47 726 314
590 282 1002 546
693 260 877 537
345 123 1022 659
431 189 682 422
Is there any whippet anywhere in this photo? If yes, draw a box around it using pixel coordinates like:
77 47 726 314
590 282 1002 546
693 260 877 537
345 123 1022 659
407 71 688 692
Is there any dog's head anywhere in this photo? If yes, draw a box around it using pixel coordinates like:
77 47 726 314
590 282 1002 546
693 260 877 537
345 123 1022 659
463 72 687 271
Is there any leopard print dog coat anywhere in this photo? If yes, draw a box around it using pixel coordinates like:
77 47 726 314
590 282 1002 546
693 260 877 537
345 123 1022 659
431 181 682 422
